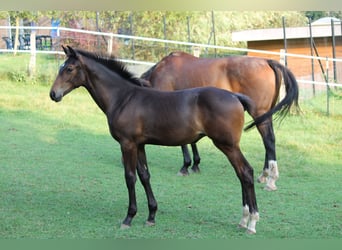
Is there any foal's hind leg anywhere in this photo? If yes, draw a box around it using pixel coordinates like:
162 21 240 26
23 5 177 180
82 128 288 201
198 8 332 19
214 142 259 234
256 118 279 191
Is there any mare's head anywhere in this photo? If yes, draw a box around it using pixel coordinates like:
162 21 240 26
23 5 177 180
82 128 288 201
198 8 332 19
50 45 86 102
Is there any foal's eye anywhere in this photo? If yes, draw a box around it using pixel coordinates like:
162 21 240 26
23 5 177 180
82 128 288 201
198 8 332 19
66 67 73 73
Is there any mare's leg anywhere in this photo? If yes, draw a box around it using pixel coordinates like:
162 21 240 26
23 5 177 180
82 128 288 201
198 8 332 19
213 142 259 234
190 143 201 173
136 145 158 226
255 118 279 191
120 142 138 228
178 145 191 176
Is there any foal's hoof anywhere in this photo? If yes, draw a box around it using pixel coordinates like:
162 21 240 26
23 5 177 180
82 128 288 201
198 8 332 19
190 167 200 174
238 224 256 234
145 221 155 227
177 171 189 176
120 223 131 230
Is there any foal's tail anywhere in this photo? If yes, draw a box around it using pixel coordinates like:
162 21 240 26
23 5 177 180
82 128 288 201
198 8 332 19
140 52 175 81
244 59 300 131
140 63 158 81
234 93 255 114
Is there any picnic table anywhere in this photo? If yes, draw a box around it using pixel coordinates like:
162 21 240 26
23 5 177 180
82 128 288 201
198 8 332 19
2 34 52 50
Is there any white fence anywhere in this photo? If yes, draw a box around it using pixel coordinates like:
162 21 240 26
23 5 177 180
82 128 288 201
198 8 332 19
1 25 342 90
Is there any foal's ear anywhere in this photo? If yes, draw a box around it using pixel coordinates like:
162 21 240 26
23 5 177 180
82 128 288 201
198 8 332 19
62 45 68 55
67 46 77 58
61 45 77 58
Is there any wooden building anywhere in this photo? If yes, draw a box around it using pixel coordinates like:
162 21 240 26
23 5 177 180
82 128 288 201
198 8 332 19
232 17 342 84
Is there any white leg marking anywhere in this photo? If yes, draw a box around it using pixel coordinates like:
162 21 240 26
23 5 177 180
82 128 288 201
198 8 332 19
257 169 269 183
265 160 279 191
238 205 250 229
247 212 260 234
238 205 260 234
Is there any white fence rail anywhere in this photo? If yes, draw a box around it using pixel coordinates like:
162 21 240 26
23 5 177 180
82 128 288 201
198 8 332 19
1 25 342 89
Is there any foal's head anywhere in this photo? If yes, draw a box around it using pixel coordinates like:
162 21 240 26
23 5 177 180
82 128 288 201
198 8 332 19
50 46 151 102
50 46 86 102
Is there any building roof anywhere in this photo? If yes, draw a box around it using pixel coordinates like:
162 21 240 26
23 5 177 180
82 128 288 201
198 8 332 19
232 17 341 42
312 17 340 26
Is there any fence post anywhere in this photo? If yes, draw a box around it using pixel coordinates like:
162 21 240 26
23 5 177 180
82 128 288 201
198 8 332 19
331 19 337 83
107 35 113 55
193 46 200 57
187 16 191 53
282 16 287 67
163 16 168 54
326 57 330 116
211 10 217 58
308 16 315 96
28 30 36 77
279 49 286 100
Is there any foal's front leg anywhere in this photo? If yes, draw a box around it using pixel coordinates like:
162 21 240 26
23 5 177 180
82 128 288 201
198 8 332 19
136 145 158 226
120 143 138 228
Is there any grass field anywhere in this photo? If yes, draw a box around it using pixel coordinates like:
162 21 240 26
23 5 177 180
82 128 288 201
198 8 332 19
0 54 342 239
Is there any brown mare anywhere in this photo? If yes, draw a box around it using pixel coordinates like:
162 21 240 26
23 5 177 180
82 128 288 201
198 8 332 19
141 51 299 191
49 46 275 234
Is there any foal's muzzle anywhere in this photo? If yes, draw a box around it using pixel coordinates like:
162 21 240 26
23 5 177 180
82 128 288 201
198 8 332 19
50 90 62 102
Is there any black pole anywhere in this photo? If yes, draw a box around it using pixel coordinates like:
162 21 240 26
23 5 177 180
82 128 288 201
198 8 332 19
96 11 100 50
211 10 217 58
187 16 191 53
312 41 326 77
282 16 287 67
308 16 315 96
326 57 330 116
129 12 135 60
163 16 168 54
331 19 337 83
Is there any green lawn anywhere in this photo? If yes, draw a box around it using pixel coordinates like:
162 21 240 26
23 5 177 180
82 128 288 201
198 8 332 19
0 68 342 238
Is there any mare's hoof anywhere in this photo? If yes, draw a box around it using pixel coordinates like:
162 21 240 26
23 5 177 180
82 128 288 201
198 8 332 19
238 223 247 229
120 223 131 230
257 175 267 184
264 184 277 191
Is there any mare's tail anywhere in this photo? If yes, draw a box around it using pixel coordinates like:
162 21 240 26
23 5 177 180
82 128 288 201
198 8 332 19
244 59 300 131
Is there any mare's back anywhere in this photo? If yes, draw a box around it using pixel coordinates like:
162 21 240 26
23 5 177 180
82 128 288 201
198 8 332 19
149 53 228 91
148 54 276 109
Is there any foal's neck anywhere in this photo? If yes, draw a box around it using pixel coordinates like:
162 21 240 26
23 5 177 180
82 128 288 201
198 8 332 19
84 62 135 115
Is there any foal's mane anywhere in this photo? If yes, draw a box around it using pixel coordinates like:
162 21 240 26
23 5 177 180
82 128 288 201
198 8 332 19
75 49 144 87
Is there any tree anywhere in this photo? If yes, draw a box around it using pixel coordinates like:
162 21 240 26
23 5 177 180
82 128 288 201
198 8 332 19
2 11 310 60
